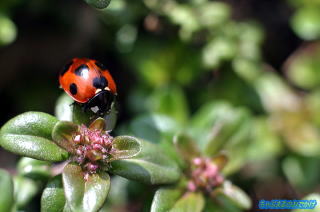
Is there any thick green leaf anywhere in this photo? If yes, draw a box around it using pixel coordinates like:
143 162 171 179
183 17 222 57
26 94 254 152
174 133 200 162
103 102 118 131
205 109 250 157
85 0 111 9
62 163 111 212
214 181 251 210
128 113 181 144
219 118 252 175
41 175 66 212
285 42 320 89
0 112 68 162
72 103 96 126
212 153 228 171
105 176 129 207
282 155 320 190
0 169 14 212
170 192 205 212
89 118 106 131
126 113 183 166
151 186 184 212
111 136 141 160
14 176 39 208
0 14 17 46
190 102 250 156
17 157 51 180
247 117 282 161
291 7 320 40
146 85 189 124
254 71 300 113
110 137 181 184
52 121 79 153
55 93 73 122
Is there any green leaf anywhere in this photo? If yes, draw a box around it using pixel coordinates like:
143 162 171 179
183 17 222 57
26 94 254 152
247 117 282 161
173 133 200 162
170 192 205 212
52 121 79 153
146 85 189 124
125 114 183 167
254 71 300 113
41 175 66 212
110 137 181 184
189 102 250 156
0 169 14 212
111 136 141 160
62 163 111 212
214 181 251 210
55 93 73 122
128 113 181 144
285 42 320 90
282 155 320 190
17 157 51 181
197 2 230 28
0 112 69 162
202 37 237 69
212 153 228 171
105 176 129 207
89 118 106 131
103 102 118 131
72 103 96 126
14 176 39 208
291 7 320 40
0 14 17 46
151 186 184 212
84 0 111 9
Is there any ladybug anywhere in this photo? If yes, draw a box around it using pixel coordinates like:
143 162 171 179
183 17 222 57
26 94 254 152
59 58 117 115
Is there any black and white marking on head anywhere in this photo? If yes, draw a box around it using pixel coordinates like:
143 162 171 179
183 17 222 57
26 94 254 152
69 83 78 95
60 60 73 76
74 64 89 76
95 61 107 71
93 76 108 89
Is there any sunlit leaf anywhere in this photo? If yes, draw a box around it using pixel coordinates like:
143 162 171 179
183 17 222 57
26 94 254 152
111 136 141 160
0 112 68 162
62 163 110 212
41 175 66 212
14 176 39 208
110 137 181 184
17 157 51 181
52 121 79 153
151 186 184 212
170 192 205 212
213 181 251 210
0 169 14 212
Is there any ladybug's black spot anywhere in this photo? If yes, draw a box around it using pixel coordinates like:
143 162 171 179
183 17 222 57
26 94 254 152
69 83 78 95
95 61 107 71
74 64 89 76
60 61 73 76
93 77 108 89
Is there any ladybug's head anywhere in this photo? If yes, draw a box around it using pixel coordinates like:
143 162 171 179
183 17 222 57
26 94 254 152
83 90 116 116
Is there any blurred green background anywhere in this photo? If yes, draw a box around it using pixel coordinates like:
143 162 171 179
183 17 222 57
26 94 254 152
2 0 320 211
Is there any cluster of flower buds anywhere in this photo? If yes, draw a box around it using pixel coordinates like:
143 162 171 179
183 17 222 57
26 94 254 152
187 157 224 193
72 125 114 179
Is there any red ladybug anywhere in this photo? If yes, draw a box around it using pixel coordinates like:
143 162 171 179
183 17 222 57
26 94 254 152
59 58 117 115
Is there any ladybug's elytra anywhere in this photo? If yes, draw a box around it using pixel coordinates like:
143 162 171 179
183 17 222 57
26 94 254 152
59 58 117 115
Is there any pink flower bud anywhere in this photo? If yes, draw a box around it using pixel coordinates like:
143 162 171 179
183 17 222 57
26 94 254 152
188 181 197 192
193 157 202 166
74 135 81 143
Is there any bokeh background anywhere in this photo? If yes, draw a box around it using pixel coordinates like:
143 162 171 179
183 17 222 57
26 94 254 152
1 0 320 211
